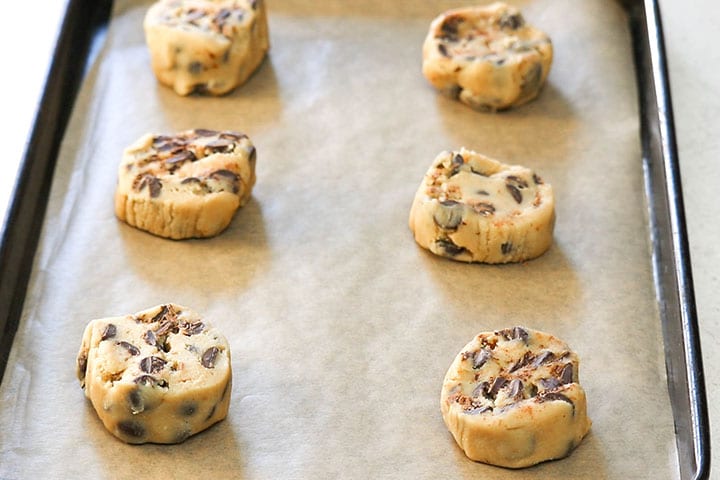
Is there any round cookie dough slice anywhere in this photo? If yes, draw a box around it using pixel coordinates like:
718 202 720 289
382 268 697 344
144 0 270 96
115 128 257 239
441 327 591 468
76 303 232 444
422 2 553 111
409 148 554 263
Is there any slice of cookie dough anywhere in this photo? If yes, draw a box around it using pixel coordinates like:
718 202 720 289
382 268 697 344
409 148 554 263
144 0 270 96
115 128 256 239
76 303 232 444
422 2 553 111
441 327 591 468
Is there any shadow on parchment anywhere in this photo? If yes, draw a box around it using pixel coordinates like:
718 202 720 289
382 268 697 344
82 399 249 479
117 196 270 296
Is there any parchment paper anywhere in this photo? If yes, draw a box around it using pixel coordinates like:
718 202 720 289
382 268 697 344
0 1 679 478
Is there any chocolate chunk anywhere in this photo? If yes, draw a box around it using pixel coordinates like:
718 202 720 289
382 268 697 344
201 347 219 369
101 324 117 341
435 238 467 257
117 420 145 439
501 242 513 255
181 176 202 185
118 341 140 356
533 173 543 185
438 43 449 57
433 200 464 230
151 304 174 324
499 12 525 30
140 356 167 374
509 351 532 372
440 15 462 40
210 169 239 181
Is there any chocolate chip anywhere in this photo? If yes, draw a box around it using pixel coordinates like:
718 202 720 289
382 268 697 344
140 356 167 374
134 375 168 388
440 15 462 40
509 379 524 399
194 129 219 137
117 420 145 439
452 153 464 166
520 63 543 98
533 173 543 185
488 376 508 398
118 341 140 356
539 377 561 390
173 429 192 443
101 324 117 341
205 138 234 151
560 363 574 385
465 405 492 415
499 12 525 30
433 200 464 230
180 402 198 416
472 381 489 399
473 349 491 369
438 43 449 57
148 176 162 198
188 61 203 75
143 329 157 347
128 389 145 414
506 184 522 203
509 351 533 372
181 321 205 336
435 238 467 257
165 150 196 167
210 169 239 181
512 326 529 343
206 404 217 421
533 350 555 367
472 201 495 216
219 131 246 141
501 242 513 254
181 176 202 185
538 392 574 407
201 347 219 369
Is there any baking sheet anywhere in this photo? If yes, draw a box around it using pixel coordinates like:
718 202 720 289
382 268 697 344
0 0 680 478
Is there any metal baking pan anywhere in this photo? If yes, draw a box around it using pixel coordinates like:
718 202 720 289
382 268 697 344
0 0 710 478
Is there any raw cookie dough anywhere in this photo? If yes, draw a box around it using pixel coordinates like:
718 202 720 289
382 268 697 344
115 128 257 239
408 148 554 263
144 0 270 96
76 303 232 444
422 2 553 111
441 327 591 468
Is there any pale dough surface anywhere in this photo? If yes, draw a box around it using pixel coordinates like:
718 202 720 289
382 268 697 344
77 303 232 444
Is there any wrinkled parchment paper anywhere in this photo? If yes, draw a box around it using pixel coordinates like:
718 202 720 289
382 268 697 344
0 1 679 478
